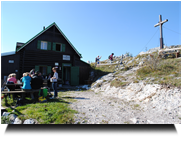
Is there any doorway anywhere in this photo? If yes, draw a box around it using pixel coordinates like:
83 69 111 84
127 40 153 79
63 66 71 85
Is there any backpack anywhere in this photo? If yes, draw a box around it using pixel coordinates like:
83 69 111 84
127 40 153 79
38 88 48 98
38 89 47 103
108 55 110 59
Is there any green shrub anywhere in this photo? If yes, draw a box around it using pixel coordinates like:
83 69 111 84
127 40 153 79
1 116 11 124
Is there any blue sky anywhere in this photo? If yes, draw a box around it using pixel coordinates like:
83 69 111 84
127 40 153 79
1 1 181 62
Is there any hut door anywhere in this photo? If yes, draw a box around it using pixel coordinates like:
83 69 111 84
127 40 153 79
71 67 79 86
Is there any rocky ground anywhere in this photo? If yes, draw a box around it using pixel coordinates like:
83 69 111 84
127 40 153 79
70 72 181 124
69 64 181 124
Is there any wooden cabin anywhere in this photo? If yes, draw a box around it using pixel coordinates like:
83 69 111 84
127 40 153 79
1 22 91 86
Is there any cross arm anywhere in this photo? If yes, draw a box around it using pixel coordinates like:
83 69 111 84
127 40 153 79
154 19 168 27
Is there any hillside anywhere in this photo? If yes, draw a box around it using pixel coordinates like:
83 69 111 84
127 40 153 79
91 45 181 87
88 45 181 124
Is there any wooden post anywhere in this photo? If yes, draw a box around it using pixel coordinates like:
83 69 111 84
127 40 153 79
154 15 168 49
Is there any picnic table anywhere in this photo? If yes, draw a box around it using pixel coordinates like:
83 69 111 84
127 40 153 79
4 83 23 86
1 89 40 105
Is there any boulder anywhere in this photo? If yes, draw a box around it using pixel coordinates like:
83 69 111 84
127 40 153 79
91 79 104 89
139 61 144 66
14 117 22 124
129 118 137 124
2 112 10 117
9 114 17 124
146 120 154 124
102 73 114 81
23 118 36 124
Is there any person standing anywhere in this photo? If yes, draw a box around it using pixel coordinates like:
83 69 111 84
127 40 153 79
120 54 124 65
95 56 102 67
51 67 58 99
109 53 114 64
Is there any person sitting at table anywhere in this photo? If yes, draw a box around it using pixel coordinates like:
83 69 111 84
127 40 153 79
31 71 43 103
22 73 32 90
7 73 17 84
7 73 12 81
30 69 35 75
7 73 17 99
22 72 34 101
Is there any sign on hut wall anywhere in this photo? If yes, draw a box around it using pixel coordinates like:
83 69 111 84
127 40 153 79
63 55 70 61
9 60 14 63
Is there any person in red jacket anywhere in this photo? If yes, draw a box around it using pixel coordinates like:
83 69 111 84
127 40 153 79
109 53 114 63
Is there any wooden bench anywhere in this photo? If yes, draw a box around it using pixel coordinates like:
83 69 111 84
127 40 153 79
158 48 181 59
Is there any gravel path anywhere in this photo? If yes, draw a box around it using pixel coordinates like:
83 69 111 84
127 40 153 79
69 90 181 124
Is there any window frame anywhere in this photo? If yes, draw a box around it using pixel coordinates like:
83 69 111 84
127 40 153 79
56 43 62 52
41 41 48 50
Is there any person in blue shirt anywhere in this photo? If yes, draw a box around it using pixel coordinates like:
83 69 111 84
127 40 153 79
21 72 34 103
22 72 32 90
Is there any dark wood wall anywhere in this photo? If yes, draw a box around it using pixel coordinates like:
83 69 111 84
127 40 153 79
1 53 20 79
18 25 81 78
75 60 91 84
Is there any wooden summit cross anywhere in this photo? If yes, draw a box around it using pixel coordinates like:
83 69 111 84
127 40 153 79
154 15 168 49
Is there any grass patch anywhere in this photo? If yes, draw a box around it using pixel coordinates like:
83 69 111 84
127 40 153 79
110 79 128 88
136 58 181 87
1 92 77 124
131 104 141 110
133 79 139 83
124 121 130 124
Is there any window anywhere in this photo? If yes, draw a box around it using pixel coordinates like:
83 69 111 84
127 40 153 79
41 41 47 50
53 42 65 52
56 44 62 51
39 66 47 76
35 65 52 76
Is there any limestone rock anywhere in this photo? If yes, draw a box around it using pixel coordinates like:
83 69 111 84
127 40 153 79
9 114 17 124
146 120 154 124
129 118 137 124
139 61 144 66
23 118 36 124
14 117 22 124
2 112 10 117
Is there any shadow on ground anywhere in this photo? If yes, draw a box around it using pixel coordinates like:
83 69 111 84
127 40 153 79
61 96 90 100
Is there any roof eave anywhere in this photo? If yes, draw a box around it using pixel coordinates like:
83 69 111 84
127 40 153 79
16 23 55 52
54 24 82 58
